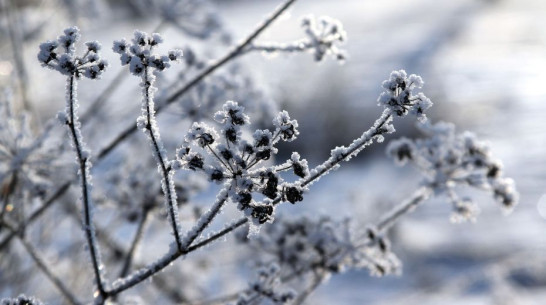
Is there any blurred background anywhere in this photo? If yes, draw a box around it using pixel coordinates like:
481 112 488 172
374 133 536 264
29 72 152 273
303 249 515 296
1 0 545 304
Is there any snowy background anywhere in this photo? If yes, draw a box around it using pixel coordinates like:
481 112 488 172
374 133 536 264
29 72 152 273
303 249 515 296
2 0 546 304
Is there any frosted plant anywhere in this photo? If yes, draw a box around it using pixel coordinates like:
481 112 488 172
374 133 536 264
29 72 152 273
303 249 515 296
385 120 519 226
0 1 523 304
245 216 401 277
113 30 185 251
174 101 308 227
38 26 109 301
247 15 347 62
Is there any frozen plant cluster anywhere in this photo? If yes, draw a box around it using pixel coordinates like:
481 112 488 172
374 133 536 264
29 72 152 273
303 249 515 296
38 27 108 79
377 70 432 121
176 100 308 226
248 15 347 62
244 216 401 279
0 1 520 304
386 121 519 223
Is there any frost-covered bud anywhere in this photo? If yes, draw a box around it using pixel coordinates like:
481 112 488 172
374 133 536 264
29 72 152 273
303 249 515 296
253 129 273 147
223 101 250 126
273 111 299 141
183 152 204 170
486 160 503 179
113 39 128 54
168 49 183 62
284 185 304 204
386 137 415 166
223 125 240 143
85 41 101 52
493 178 518 210
255 147 272 161
219 145 234 160
150 33 164 46
251 204 274 224
262 171 279 199
450 198 480 223
129 56 145 75
290 152 309 178
186 122 216 147
236 192 252 207
58 26 80 51
240 140 255 155
206 167 224 182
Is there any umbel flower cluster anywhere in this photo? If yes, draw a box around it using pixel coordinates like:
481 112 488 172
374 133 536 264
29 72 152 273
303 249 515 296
377 70 432 121
113 31 183 76
37 26 108 79
248 15 347 62
387 121 519 222
245 216 401 279
175 101 309 225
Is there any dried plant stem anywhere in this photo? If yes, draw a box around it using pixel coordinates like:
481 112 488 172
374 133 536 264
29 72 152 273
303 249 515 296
65 76 106 300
